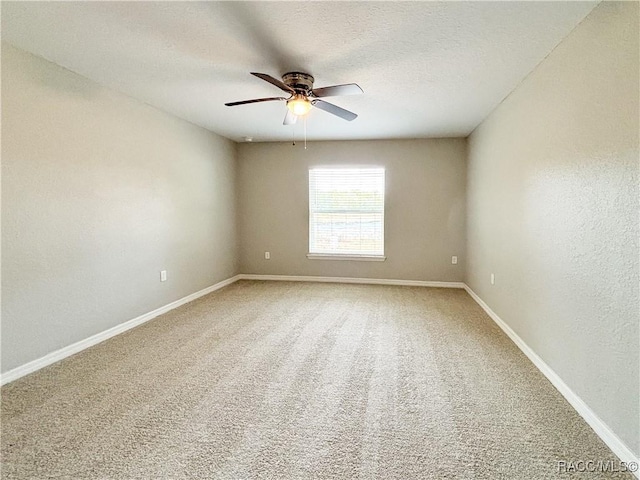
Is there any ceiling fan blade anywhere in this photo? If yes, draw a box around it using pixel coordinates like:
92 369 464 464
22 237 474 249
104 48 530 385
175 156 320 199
225 97 286 107
283 110 298 125
312 99 358 121
250 72 295 94
312 83 363 98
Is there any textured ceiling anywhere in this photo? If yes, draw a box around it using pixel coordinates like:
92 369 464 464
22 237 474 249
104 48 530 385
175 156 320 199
2 1 597 142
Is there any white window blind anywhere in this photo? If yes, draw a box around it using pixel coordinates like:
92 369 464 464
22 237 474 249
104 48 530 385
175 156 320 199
309 167 385 256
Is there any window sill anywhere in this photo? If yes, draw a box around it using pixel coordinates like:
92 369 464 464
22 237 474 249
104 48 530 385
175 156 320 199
306 253 387 262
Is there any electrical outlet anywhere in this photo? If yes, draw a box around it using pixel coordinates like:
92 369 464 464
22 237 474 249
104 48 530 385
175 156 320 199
451 256 458 265
265 252 271 260
160 270 167 282
490 273 495 285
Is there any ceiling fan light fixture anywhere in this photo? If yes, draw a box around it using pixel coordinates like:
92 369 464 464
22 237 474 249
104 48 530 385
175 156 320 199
225 72 362 123
287 95 312 116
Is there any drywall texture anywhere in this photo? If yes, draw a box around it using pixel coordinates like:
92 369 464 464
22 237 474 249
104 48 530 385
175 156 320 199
238 139 466 281
1 2 598 142
466 2 639 455
1 44 239 373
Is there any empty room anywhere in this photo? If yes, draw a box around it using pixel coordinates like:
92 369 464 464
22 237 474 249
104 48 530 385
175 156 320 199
1 1 638 479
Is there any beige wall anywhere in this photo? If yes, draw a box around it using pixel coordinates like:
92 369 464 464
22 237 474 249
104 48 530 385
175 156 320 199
466 2 639 455
1 44 239 372
237 139 466 281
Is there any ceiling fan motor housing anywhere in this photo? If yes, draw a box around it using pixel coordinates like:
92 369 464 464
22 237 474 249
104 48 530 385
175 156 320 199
282 72 314 94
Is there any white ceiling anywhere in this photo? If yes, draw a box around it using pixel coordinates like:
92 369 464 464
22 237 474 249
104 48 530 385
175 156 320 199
2 1 597 142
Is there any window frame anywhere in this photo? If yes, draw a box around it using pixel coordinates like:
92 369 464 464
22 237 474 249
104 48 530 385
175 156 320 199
307 166 386 262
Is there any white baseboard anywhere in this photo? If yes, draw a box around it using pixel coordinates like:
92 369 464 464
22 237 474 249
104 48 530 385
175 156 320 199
0 275 242 386
239 274 465 289
463 284 640 476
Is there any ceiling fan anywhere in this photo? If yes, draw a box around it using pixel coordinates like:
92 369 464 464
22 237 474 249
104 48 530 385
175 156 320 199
225 72 363 125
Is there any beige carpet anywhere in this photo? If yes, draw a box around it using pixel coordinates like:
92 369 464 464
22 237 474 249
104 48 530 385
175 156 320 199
1 280 632 479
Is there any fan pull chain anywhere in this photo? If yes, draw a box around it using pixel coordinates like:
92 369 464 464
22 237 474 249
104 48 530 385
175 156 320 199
292 124 295 146
304 116 307 150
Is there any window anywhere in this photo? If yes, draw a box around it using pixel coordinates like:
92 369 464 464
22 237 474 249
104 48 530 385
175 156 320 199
308 167 385 260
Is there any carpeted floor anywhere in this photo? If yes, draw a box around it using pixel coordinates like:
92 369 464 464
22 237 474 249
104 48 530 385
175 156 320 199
1 281 632 479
